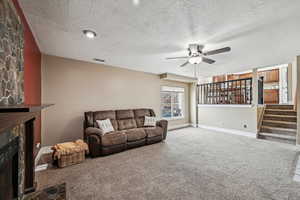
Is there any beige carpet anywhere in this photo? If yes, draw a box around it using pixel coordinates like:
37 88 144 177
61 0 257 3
36 128 300 200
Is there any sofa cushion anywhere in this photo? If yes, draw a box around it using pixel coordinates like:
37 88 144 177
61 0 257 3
134 109 151 118
144 116 156 127
84 112 94 127
125 128 146 142
101 131 126 147
135 117 144 128
144 127 163 138
93 110 118 130
116 109 134 120
118 119 137 130
134 109 155 127
96 119 114 134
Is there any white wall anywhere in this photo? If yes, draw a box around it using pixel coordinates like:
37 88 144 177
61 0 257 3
198 106 257 133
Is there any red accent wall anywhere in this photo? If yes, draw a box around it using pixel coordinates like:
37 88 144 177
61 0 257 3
12 0 42 147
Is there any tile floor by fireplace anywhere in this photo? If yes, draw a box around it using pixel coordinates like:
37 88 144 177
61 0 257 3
36 128 300 200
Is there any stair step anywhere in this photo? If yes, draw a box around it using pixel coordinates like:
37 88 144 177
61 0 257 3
263 114 297 122
258 132 296 144
262 120 297 129
264 109 297 116
265 104 294 110
260 126 296 136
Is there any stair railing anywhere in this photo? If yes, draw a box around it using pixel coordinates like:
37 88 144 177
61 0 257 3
257 105 266 138
197 78 252 105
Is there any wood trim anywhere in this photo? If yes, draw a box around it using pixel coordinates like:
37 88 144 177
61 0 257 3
257 105 266 136
24 118 37 194
294 90 297 111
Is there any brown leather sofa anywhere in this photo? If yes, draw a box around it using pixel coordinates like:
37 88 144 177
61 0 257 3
84 108 168 157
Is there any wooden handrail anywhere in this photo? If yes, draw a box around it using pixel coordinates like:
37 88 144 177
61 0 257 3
257 105 266 136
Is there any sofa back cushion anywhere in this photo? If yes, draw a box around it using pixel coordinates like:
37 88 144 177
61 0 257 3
116 109 137 130
118 119 137 130
116 109 135 120
93 110 118 130
134 109 156 128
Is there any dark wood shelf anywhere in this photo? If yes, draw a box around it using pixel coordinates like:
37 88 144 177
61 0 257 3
0 104 54 113
0 112 37 134
0 104 54 133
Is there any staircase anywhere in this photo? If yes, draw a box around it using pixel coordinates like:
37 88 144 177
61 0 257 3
258 104 297 144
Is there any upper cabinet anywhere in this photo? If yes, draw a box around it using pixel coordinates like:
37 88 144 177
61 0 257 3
258 69 279 83
213 75 226 83
213 69 279 84
227 74 241 81
238 72 252 79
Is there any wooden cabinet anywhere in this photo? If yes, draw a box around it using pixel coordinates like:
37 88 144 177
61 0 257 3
222 69 279 83
227 74 240 81
227 73 252 81
258 69 279 83
213 75 226 83
239 72 252 79
264 89 279 104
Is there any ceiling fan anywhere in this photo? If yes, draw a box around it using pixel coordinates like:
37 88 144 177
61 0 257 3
166 44 231 67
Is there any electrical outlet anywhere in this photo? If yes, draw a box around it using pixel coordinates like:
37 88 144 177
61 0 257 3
243 124 247 128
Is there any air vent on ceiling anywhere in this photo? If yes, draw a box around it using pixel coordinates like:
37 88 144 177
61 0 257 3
93 58 105 63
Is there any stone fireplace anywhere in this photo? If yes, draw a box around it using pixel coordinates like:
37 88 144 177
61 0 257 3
0 124 25 200
0 106 52 200
0 137 20 200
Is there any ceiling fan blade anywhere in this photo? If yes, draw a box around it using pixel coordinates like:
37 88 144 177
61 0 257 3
180 61 189 67
203 47 231 56
202 57 216 64
166 56 189 60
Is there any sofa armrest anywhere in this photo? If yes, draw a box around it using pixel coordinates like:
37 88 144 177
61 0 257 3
85 127 104 137
156 120 168 140
85 127 103 157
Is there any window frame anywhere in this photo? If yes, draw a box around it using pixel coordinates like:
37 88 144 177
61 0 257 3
160 86 185 120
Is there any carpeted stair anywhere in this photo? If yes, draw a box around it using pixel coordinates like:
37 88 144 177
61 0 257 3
258 104 297 144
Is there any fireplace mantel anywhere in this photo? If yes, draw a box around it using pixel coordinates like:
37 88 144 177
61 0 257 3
0 104 53 198
0 104 54 113
0 112 38 134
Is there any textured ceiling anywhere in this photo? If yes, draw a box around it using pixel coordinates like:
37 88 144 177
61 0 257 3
19 0 300 77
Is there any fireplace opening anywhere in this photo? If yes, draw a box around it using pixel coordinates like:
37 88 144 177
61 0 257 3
0 137 19 200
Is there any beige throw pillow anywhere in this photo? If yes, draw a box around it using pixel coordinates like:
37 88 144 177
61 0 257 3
144 116 156 127
96 119 114 134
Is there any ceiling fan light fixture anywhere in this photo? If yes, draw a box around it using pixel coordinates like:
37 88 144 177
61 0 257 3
189 56 203 64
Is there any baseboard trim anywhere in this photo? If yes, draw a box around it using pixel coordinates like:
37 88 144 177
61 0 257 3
168 123 192 131
293 155 300 182
35 164 48 172
197 124 256 138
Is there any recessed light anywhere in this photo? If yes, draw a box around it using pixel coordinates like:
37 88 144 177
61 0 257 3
83 30 97 39
133 0 140 6
93 58 105 63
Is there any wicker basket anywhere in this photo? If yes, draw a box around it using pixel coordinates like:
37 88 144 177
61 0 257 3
56 150 85 168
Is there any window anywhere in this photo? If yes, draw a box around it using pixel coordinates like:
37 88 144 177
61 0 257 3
161 86 184 119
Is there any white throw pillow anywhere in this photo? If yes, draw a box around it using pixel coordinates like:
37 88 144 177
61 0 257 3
96 119 114 134
144 116 156 127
